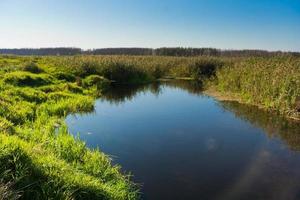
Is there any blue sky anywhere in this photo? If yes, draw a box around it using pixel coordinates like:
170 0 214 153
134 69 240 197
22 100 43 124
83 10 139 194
0 0 299 51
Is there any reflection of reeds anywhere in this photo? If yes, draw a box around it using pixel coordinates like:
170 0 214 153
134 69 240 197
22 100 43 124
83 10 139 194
218 101 300 151
101 80 203 104
161 80 203 95
101 83 161 105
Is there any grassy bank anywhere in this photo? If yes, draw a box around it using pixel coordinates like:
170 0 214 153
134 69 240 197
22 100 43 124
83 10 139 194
0 56 137 199
211 56 300 120
0 54 299 199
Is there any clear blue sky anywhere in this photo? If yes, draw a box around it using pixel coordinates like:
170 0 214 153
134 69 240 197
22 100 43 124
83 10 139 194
0 0 299 51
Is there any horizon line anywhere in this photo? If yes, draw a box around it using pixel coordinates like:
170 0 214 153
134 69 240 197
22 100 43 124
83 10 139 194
0 47 299 53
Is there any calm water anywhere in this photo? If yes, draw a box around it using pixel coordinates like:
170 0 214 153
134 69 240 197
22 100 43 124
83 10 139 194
66 81 300 200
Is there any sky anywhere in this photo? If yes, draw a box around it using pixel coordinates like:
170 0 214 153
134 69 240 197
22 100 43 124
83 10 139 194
0 0 299 51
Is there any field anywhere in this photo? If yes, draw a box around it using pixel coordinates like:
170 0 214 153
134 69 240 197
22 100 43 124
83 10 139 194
0 55 299 199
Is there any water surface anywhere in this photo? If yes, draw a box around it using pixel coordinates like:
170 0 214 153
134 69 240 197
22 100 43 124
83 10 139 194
66 81 300 200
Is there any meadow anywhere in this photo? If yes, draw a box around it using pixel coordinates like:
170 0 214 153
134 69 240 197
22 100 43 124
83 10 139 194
0 54 299 199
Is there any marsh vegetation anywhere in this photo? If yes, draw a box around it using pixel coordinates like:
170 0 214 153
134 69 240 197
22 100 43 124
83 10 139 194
0 54 299 199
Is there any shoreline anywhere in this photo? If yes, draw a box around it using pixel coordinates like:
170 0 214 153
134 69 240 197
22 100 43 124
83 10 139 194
204 87 300 122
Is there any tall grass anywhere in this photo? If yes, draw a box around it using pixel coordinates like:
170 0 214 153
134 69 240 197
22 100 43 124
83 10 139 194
0 54 299 199
214 56 300 119
0 56 138 199
40 55 226 82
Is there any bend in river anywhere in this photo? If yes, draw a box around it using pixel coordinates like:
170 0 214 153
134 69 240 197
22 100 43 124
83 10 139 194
66 81 300 200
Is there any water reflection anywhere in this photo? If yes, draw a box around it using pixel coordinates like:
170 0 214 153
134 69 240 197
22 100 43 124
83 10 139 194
218 101 300 151
102 80 203 104
102 80 300 152
66 80 300 200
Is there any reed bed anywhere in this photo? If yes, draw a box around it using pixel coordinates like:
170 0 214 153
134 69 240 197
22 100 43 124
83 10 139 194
0 54 299 199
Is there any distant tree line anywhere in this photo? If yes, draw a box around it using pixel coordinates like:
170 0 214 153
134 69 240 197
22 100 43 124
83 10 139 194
0 47 299 57
0 48 82 56
87 48 154 55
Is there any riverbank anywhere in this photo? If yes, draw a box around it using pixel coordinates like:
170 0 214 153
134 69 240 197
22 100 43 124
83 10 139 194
0 55 299 199
0 57 138 199
204 87 300 122
209 56 300 121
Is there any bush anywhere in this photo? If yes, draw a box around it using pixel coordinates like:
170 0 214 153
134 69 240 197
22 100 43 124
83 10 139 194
3 72 53 87
53 72 76 82
192 59 221 78
82 75 110 89
22 62 43 73
39 83 83 94
100 62 151 83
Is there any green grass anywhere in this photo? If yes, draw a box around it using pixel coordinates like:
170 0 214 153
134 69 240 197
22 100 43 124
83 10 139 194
0 56 138 199
2 71 53 87
213 56 300 119
0 54 299 199
38 55 226 83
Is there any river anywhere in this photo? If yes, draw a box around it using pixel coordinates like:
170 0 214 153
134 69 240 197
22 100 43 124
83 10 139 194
66 81 300 200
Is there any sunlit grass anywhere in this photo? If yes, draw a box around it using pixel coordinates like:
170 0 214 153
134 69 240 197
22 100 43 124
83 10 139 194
214 56 300 118
0 54 299 199
0 56 139 199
